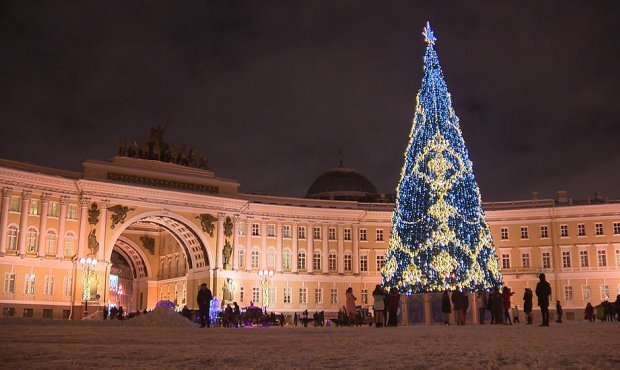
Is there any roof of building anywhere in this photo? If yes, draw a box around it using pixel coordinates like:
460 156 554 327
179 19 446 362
305 166 379 202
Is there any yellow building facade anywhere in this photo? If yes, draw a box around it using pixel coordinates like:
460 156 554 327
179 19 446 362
0 156 618 322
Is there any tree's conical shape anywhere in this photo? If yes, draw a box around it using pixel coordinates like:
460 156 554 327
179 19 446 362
381 22 502 293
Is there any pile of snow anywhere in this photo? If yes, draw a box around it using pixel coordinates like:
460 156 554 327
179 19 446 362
81 310 103 321
125 306 197 328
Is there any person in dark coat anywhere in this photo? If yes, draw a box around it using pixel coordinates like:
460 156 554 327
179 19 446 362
585 302 595 322
555 300 563 323
502 286 514 325
386 287 401 326
441 290 452 325
535 273 552 326
451 288 465 325
103 305 108 320
615 295 620 322
491 287 504 324
197 282 213 328
523 288 533 325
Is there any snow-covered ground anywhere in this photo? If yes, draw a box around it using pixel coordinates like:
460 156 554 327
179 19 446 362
0 311 618 369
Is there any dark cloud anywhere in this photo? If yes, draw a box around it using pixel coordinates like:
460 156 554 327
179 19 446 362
1 0 619 202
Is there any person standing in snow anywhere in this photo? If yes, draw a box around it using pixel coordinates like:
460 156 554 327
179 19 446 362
386 287 400 326
523 288 533 324
197 282 213 328
345 287 357 325
451 288 465 325
477 291 488 324
441 290 452 325
502 286 514 325
512 305 520 324
555 300 563 323
535 273 552 327
372 284 386 327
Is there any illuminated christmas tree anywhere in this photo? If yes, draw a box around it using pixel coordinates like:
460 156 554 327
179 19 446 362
381 22 502 294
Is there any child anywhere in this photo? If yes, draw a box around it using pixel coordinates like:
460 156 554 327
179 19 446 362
512 305 520 323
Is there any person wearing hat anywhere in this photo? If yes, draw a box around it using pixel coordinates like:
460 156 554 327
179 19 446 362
523 288 533 324
535 273 552 326
197 282 213 328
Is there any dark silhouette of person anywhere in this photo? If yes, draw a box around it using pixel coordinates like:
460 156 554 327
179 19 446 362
441 290 452 325
197 283 213 328
103 305 108 320
386 287 400 326
556 300 563 323
523 288 533 324
535 273 552 326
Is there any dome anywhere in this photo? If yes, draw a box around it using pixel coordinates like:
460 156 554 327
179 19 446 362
305 167 379 202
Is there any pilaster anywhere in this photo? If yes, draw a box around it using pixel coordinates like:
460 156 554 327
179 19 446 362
0 187 12 256
37 193 51 257
56 196 69 259
17 190 32 257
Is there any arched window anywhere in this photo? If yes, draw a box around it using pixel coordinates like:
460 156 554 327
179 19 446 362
313 250 321 271
26 227 38 254
251 249 259 268
46 230 57 255
298 250 306 270
7 225 18 252
282 248 291 271
267 248 275 269
64 232 76 257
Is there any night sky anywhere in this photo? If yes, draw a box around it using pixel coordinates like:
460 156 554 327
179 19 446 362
1 1 619 202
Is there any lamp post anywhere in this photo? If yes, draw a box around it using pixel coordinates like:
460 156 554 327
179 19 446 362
258 269 274 308
80 257 97 316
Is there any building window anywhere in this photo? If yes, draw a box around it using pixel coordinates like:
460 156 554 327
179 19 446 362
344 253 352 272
329 227 336 240
597 250 607 267
520 227 528 239
251 250 259 268
595 223 603 236
501 253 511 269
64 233 75 256
283 288 291 304
564 286 573 302
521 252 530 268
9 196 21 212
330 289 338 304
616 249 620 266
562 251 571 268
63 276 72 296
23 309 34 318
376 255 385 271
360 255 368 272
29 199 40 215
25 274 35 295
298 226 306 239
344 228 351 241
238 222 245 236
283 225 291 238
252 287 260 304
267 249 275 269
44 275 54 296
600 285 610 300
26 227 38 254
42 309 53 319
582 285 591 302
542 251 551 269
361 289 368 304
313 227 321 240
298 251 306 270
328 253 337 271
240 287 244 302
46 230 57 255
4 273 16 293
299 288 307 304
3 307 15 317
48 202 58 217
577 224 586 236
267 224 276 237
376 229 384 241
315 288 323 304
238 249 245 269
313 251 321 271
500 227 508 240
67 204 77 220
613 222 620 235
359 229 367 241
282 249 291 271
560 224 568 237
7 225 18 252
251 223 260 236
580 250 589 267
540 225 549 238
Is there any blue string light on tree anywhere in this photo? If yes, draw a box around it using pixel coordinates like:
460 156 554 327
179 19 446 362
381 22 502 294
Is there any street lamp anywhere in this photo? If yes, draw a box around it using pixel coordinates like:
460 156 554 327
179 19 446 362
80 257 98 316
258 269 274 308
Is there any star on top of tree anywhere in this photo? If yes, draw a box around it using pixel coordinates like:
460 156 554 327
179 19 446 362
422 21 437 45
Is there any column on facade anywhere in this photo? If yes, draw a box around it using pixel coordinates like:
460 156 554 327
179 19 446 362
276 220 283 273
245 217 252 271
17 190 32 257
56 196 68 259
97 199 108 262
232 216 240 270
260 219 267 269
37 193 51 257
321 222 329 274
0 187 12 255
337 223 344 274
216 213 225 270
352 223 360 274
76 196 90 257
307 221 314 273
292 220 299 273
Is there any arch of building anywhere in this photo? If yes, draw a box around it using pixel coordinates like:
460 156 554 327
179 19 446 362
114 236 153 279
